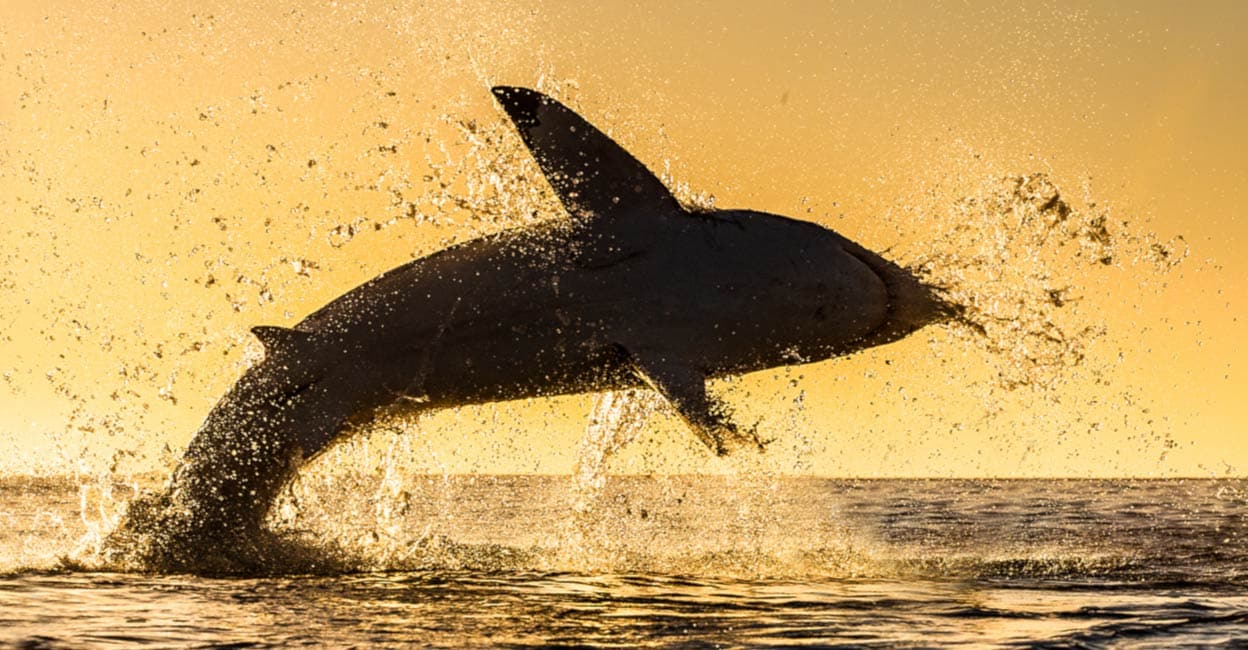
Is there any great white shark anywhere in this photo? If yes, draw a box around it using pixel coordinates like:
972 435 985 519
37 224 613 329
109 87 952 570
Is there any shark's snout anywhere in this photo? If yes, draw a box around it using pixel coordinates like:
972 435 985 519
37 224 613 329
838 242 955 345
880 266 957 339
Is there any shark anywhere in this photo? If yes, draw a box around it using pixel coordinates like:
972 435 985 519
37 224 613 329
108 86 951 571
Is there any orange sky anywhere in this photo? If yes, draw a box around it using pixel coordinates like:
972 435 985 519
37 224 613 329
0 0 1243 477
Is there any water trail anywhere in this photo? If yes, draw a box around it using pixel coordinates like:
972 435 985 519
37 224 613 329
73 473 128 561
561 389 661 569
263 418 450 572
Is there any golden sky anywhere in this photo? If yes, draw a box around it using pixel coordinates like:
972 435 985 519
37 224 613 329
1 0 1243 477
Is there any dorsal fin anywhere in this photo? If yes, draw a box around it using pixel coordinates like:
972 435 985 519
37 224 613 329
491 86 680 222
251 325 313 357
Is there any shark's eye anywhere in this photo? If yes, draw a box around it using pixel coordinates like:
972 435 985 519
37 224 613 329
814 306 828 321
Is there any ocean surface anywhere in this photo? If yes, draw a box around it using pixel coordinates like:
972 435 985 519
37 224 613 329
2 476 1247 648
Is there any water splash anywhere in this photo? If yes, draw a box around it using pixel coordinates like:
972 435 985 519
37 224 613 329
899 173 1186 396
561 389 661 569
4 68 1195 575
73 164 1194 576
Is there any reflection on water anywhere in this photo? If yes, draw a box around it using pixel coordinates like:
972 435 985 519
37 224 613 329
3 477 1247 645
8 570 1248 648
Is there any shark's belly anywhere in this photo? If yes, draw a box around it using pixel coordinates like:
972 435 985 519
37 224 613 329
395 303 641 407
414 319 633 404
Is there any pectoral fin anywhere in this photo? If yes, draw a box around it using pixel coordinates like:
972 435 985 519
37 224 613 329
624 349 763 456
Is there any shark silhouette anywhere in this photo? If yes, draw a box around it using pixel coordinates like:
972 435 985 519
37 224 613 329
110 87 951 569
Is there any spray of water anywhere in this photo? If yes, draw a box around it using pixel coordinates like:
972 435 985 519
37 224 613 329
560 389 661 569
901 173 1186 397
29 81 1187 576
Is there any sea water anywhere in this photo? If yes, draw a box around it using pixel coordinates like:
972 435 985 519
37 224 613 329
3 475 1247 647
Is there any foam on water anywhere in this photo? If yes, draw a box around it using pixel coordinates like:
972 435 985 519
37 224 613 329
9 475 1248 587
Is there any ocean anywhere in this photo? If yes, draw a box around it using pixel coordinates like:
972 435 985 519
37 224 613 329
2 476 1246 647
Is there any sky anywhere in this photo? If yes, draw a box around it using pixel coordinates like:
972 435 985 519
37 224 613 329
0 0 1243 477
